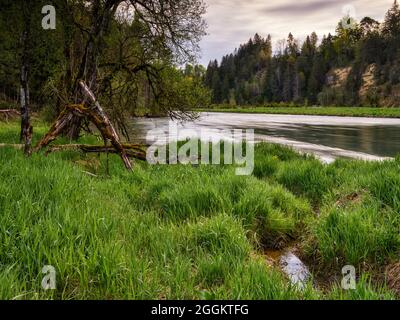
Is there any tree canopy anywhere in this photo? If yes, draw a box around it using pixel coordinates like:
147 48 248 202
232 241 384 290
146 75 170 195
205 1 400 107
0 0 210 135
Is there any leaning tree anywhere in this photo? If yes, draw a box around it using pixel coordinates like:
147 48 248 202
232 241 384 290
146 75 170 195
34 0 207 169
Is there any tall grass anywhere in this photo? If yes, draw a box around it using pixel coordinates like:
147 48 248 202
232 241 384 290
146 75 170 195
0 122 399 299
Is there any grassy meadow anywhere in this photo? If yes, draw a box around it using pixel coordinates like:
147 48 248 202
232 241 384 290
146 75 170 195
198 105 400 118
0 120 399 300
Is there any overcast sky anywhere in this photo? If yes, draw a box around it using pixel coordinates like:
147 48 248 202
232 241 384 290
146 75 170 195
199 0 393 66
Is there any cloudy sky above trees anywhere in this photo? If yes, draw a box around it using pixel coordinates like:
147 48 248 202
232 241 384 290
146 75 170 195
199 0 393 65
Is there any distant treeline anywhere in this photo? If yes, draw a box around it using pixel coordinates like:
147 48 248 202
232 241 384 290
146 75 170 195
204 1 400 107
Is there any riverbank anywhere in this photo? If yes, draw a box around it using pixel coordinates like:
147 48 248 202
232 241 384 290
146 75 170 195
197 106 400 118
0 121 399 299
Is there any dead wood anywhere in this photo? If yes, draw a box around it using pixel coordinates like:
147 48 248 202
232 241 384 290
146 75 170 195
44 143 147 161
34 109 77 151
0 143 24 149
78 81 133 170
34 80 136 170
0 109 20 121
0 142 146 161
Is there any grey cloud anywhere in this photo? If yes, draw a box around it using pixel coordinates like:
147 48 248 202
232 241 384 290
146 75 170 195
263 0 350 15
199 0 392 65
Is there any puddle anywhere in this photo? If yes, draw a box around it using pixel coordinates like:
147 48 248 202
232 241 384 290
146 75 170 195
279 252 311 290
265 249 312 290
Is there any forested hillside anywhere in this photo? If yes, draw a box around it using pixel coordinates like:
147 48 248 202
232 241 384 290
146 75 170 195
205 1 400 107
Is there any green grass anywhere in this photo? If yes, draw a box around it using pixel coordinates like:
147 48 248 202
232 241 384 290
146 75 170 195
198 105 400 118
0 121 398 300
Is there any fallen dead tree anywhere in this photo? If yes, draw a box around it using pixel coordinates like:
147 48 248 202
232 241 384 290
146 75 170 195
34 81 144 170
0 143 147 161
44 144 147 161
0 109 20 121
0 143 24 149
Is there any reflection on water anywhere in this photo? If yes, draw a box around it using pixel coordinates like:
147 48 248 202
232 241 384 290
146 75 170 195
129 112 400 162
255 124 400 158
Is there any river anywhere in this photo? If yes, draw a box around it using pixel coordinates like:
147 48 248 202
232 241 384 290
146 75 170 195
130 112 400 163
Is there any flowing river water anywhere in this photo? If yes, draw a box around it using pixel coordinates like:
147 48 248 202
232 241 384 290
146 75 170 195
130 112 400 163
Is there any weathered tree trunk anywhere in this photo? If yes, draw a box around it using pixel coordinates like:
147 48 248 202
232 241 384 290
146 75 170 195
62 0 116 141
0 109 20 122
34 110 76 151
44 144 147 161
34 1 135 170
35 81 134 170
78 81 133 170
19 4 32 155
1 143 146 161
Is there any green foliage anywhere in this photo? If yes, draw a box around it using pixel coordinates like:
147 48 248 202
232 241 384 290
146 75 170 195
318 87 346 106
369 166 400 211
313 206 400 265
199 105 400 118
275 158 334 204
204 1 400 108
154 65 211 114
328 275 396 300
0 0 210 121
0 122 399 299
0 0 65 108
